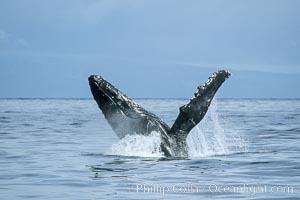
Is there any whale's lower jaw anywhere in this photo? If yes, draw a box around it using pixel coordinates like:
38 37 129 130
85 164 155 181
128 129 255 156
88 70 231 157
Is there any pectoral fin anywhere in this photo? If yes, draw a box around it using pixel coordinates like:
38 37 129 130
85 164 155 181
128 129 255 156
168 70 231 138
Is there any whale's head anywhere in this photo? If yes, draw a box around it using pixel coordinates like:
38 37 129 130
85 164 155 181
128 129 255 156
88 75 170 139
88 75 137 122
89 75 132 115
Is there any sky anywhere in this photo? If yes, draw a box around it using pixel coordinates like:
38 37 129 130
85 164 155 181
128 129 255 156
0 0 300 98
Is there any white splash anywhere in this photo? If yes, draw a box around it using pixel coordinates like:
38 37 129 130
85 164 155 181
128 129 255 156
110 100 246 158
110 131 164 157
187 100 246 157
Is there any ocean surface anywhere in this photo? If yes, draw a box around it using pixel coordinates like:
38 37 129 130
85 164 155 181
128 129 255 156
0 99 299 200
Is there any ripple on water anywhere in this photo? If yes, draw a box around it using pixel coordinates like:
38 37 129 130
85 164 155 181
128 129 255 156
0 99 299 200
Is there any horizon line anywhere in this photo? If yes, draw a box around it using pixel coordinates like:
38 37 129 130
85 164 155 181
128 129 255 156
1 97 300 100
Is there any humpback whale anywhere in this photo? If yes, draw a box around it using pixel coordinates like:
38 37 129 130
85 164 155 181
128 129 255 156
88 70 231 157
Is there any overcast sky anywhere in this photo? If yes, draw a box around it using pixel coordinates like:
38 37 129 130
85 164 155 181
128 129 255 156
0 0 300 98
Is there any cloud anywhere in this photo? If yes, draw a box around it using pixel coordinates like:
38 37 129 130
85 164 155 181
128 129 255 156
57 0 150 27
15 39 29 47
0 29 7 40
0 29 29 55
0 29 29 47
175 61 300 75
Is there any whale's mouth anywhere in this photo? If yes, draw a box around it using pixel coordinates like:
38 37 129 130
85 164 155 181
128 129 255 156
89 75 124 112
88 75 118 105
88 75 143 119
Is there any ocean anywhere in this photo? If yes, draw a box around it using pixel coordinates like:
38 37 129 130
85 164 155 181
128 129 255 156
0 99 299 199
